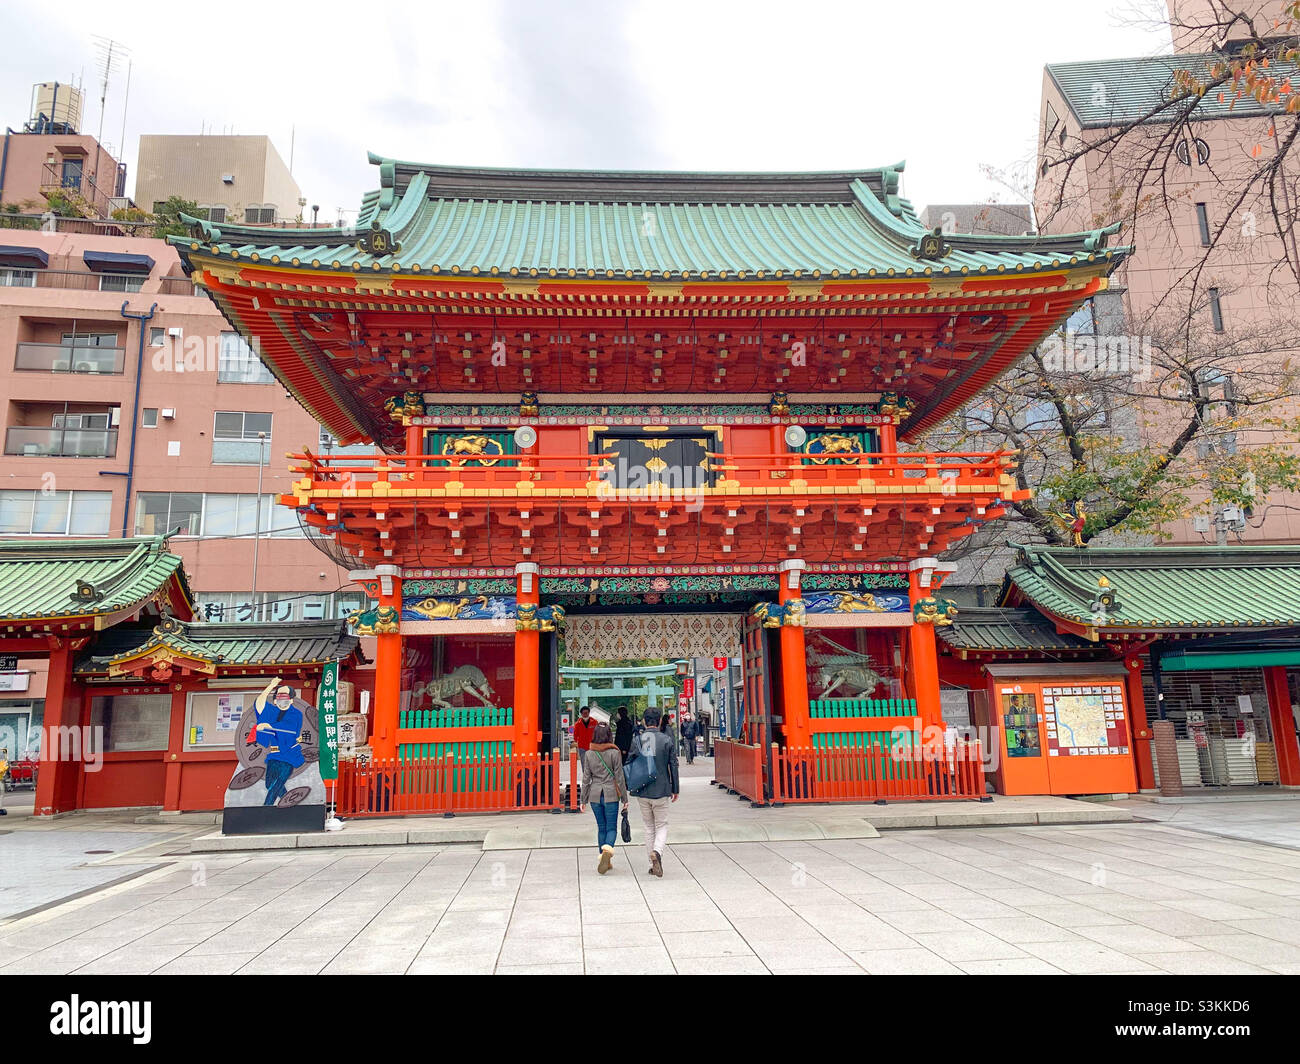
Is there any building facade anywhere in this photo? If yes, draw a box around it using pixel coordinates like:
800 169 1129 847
135 135 302 226
0 229 363 745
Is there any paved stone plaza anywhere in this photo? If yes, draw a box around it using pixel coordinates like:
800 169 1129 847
4 802 1300 974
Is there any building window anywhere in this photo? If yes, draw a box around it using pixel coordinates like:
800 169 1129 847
149 327 166 346
99 273 144 293
0 268 36 287
198 206 227 224
244 206 276 224
0 490 112 535
1195 203 1211 247
134 491 300 538
88 694 171 752
142 408 158 428
1208 288 1225 332
217 332 276 383
213 411 273 464
134 492 204 536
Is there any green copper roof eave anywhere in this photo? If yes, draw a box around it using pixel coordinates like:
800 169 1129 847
173 155 1127 280
1046 51 1299 129
1002 543 1300 630
937 607 1099 652
0 536 191 623
75 619 366 674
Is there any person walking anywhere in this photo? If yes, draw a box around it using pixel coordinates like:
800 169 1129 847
580 724 627 874
614 705 634 764
698 710 711 757
681 714 696 764
630 707 679 878
573 704 598 755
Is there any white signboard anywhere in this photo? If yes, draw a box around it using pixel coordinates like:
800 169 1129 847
0 672 31 692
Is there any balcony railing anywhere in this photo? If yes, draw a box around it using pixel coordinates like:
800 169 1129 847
5 426 119 458
0 265 194 295
285 448 1019 497
14 342 125 374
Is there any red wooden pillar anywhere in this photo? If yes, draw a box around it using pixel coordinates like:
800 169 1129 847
514 562 541 755
371 565 403 760
906 561 943 734
1125 655 1156 790
34 642 78 816
1264 665 1300 786
162 683 189 811
777 559 811 749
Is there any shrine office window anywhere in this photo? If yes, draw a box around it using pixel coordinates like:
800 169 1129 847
88 694 171 752
592 429 718 490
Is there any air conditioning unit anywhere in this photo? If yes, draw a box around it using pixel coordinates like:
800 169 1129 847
1193 515 1210 533
161 408 176 420
73 362 94 373
167 327 183 338
110 408 121 426
221 174 234 184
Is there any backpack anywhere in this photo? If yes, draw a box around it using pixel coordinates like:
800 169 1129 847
624 731 659 795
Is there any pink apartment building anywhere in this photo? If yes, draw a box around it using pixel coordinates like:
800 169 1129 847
1034 0 1300 545
0 228 363 746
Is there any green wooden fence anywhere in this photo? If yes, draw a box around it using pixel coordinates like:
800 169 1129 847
809 698 917 760
397 706 514 790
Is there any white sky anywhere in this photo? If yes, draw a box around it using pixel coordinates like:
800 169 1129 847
0 0 1173 221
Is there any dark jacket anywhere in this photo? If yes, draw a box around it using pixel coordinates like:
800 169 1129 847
631 729 679 799
614 717 634 754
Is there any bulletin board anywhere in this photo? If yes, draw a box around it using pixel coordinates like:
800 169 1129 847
989 675 1136 796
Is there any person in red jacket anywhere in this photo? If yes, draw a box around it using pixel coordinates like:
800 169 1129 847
574 705 598 753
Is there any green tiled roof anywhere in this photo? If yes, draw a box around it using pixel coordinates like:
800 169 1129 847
77 619 364 674
0 536 190 624
174 155 1125 279
1002 543 1300 631
937 607 1097 652
1047 51 1296 129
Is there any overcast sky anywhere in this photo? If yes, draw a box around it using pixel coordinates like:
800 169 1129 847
1 0 1173 222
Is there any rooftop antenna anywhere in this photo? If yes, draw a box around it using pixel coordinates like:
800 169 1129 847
91 35 130 145
118 57 132 167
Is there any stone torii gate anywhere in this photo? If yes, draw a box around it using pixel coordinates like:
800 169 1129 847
559 662 684 709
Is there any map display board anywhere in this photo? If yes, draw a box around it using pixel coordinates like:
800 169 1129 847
1042 684 1128 756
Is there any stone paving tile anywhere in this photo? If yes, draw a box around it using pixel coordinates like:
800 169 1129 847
584 945 674 974
672 955 770 974
496 963 586 975
1017 939 1164 974
497 934 584 967
1135 950 1273 974
582 921 662 949
1186 933 1300 967
957 958 1065 974
846 948 963 974
966 916 1083 943
877 908 974 934
905 930 1031 964
154 951 262 975
660 929 754 959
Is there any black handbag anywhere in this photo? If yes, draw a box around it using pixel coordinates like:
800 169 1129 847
620 807 631 843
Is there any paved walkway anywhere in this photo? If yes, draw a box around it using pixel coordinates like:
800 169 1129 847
1116 794 1300 850
5 820 1300 974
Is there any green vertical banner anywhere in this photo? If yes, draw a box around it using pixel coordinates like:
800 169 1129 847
318 660 340 781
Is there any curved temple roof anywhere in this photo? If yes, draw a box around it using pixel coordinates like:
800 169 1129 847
176 155 1124 282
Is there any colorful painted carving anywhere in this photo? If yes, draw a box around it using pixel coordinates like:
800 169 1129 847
913 596 959 626
813 661 886 698
516 603 566 631
1052 500 1088 548
384 390 425 421
519 392 540 416
769 391 790 417
802 590 909 613
878 392 917 421
403 595 516 620
804 433 866 465
441 434 505 465
420 665 495 709
347 605 400 634
750 599 807 628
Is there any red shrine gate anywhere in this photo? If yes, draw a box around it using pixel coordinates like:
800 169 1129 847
175 155 1127 812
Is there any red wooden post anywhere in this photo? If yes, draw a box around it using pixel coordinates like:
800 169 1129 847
1126 655 1156 791
777 559 811 749
1265 666 1300 786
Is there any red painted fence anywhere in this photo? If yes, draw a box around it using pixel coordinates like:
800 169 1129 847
336 751 562 817
712 740 766 804
772 740 986 804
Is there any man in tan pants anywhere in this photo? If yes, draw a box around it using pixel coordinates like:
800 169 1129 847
632 707 679 877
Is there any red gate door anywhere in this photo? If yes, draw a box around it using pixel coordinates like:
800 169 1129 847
741 614 778 801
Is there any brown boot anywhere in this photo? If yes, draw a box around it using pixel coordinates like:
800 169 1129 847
650 850 663 877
